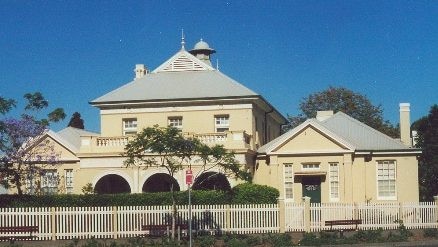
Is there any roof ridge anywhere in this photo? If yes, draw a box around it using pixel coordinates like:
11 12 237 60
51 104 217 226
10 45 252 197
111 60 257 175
212 70 259 96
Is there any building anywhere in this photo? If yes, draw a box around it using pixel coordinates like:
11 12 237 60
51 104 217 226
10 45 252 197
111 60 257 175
25 39 286 195
254 105 421 203
11 39 420 203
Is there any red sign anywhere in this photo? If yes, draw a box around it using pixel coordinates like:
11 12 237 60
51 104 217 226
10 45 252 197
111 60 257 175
186 170 193 185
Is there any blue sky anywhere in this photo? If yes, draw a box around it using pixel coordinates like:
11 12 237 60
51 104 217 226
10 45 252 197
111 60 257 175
1 1 437 132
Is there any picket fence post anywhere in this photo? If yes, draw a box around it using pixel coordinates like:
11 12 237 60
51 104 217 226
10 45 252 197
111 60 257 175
398 202 404 224
112 206 118 239
225 205 231 232
51 207 56 241
278 198 285 233
302 197 311 232
434 196 438 224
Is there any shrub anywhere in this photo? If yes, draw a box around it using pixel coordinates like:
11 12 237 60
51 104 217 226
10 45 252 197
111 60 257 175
0 183 279 207
424 228 438 238
230 183 279 204
262 233 293 247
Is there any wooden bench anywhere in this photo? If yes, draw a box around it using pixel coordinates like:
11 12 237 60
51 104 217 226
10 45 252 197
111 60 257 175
0 226 39 242
325 219 362 236
141 224 188 238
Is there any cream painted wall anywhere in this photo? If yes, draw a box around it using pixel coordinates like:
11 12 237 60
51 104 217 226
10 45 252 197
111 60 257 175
100 106 253 137
254 153 420 203
275 126 348 153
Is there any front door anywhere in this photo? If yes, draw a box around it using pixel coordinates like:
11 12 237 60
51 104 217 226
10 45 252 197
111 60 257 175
302 177 321 203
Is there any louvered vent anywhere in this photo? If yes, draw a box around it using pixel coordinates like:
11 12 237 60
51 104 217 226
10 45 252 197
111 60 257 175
161 54 206 72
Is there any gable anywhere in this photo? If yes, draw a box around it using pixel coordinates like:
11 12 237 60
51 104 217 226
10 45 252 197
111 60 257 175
28 133 79 162
153 50 214 73
274 126 351 153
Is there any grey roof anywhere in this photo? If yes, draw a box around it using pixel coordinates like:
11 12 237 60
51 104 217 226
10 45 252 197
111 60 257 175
259 112 410 154
91 49 259 105
56 127 99 152
319 112 408 150
91 70 258 104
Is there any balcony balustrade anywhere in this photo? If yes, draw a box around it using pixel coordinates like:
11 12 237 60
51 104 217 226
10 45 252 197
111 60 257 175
79 131 252 154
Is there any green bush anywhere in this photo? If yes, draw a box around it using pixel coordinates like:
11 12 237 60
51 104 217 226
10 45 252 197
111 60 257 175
424 228 438 238
230 183 279 204
262 233 293 247
0 183 279 207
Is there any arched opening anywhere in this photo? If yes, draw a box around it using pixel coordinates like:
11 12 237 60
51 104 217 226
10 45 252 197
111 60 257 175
94 174 131 194
192 172 231 191
142 173 180 193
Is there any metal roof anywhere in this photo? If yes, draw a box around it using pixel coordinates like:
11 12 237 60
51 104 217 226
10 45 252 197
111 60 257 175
259 111 411 154
91 68 258 104
319 112 408 150
56 127 99 152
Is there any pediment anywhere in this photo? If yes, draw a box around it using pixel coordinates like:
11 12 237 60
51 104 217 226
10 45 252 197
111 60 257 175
153 50 214 73
273 125 351 153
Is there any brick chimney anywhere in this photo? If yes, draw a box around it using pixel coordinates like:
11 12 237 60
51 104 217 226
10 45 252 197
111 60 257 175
399 103 411 147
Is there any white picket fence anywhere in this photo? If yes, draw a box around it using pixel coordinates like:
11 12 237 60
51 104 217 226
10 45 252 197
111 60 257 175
0 202 437 241
302 202 438 232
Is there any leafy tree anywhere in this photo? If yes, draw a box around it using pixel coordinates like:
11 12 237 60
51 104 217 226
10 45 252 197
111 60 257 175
124 125 250 238
67 112 85 129
285 86 398 137
0 92 66 195
413 105 438 201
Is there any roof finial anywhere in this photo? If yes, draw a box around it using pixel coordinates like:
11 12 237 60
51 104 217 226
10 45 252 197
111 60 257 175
181 29 185 50
216 59 220 71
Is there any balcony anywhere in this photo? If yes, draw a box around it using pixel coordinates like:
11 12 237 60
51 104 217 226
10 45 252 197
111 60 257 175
79 131 252 155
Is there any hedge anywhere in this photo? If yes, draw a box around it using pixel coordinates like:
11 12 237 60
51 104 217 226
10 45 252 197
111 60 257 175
0 183 279 207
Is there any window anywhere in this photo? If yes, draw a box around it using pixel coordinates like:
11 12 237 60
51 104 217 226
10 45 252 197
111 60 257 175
168 117 183 130
302 163 320 170
123 118 137 135
284 164 293 199
25 170 37 195
65 169 73 194
41 170 58 195
215 115 229 132
377 160 397 199
329 163 339 200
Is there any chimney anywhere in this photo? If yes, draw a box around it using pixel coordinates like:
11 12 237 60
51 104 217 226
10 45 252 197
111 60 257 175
399 103 411 147
316 111 334 121
134 64 148 79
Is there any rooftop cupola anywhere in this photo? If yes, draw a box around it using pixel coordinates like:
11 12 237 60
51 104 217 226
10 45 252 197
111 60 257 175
189 39 216 66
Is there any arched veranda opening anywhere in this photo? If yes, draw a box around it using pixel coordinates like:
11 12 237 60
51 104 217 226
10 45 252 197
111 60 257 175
142 173 180 193
94 174 131 194
192 172 231 191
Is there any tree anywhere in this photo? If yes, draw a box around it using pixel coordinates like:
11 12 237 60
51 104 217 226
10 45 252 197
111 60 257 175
285 86 398 137
413 105 438 201
0 92 66 195
124 125 250 238
67 112 85 129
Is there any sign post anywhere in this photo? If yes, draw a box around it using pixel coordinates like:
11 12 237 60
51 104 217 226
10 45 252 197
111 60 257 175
186 169 193 247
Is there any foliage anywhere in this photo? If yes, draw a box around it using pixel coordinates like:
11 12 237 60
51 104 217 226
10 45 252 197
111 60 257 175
124 125 251 238
285 86 398 137
0 184 278 207
68 112 85 129
262 233 293 247
412 105 438 201
81 183 95 195
0 92 65 195
230 183 279 204
423 228 438 238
